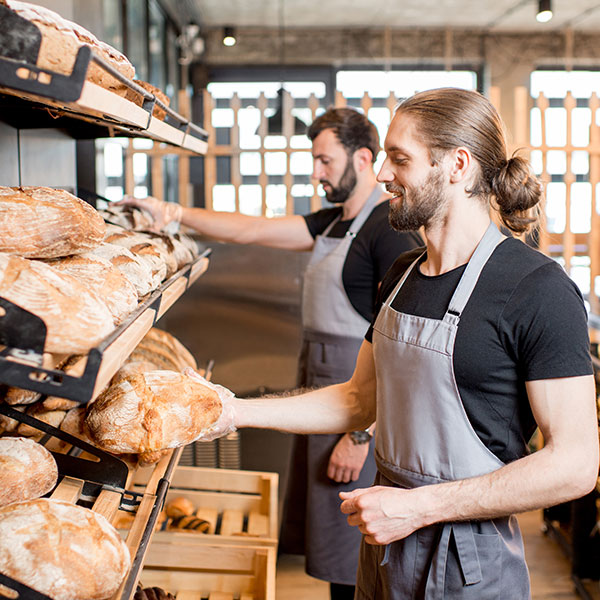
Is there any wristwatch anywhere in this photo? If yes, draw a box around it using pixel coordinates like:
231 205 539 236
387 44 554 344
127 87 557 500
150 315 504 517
349 429 373 445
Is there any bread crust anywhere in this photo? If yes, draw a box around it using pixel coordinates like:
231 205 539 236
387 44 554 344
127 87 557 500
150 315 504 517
0 437 58 507
0 254 114 354
0 498 131 600
0 186 106 258
85 370 222 454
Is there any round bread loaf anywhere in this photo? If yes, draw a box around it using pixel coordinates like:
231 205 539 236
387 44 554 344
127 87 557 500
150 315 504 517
85 370 222 454
165 496 195 519
0 254 114 354
0 186 106 258
0 498 130 600
0 437 58 508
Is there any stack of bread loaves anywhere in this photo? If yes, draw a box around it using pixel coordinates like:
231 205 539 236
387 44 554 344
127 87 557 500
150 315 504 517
0 0 135 94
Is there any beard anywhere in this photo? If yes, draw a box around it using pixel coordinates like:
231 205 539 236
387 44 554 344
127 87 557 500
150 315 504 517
387 168 447 231
321 157 357 204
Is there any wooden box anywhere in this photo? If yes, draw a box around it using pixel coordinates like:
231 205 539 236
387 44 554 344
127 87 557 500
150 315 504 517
141 543 276 600
132 466 278 547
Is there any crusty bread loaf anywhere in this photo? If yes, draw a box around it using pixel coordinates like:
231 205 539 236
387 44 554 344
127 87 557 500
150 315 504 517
125 80 170 120
0 186 106 258
0 254 114 354
85 370 222 454
104 229 170 284
0 498 130 600
0 404 25 434
45 253 138 325
17 404 66 439
133 327 197 370
5 387 40 405
89 241 156 296
3 1 135 93
0 437 58 507
98 204 155 231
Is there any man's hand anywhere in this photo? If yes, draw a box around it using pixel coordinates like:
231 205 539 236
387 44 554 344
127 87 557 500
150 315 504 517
327 433 370 483
339 486 425 545
116 195 182 232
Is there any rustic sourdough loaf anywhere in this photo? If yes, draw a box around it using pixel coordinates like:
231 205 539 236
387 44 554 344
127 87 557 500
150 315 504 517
3 1 135 92
89 241 156 296
0 498 130 600
0 186 106 258
0 437 58 507
85 370 222 454
0 254 114 354
45 253 138 325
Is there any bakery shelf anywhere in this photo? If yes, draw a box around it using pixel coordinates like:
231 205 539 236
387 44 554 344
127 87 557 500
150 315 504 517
0 249 211 403
0 11 208 155
141 543 277 600
133 466 279 549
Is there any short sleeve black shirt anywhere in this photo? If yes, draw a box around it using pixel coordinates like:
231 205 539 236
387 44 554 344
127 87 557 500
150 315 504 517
304 201 423 321
365 237 592 464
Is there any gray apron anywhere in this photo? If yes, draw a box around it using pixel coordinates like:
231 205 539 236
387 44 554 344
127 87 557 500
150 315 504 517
357 222 531 599
280 187 382 585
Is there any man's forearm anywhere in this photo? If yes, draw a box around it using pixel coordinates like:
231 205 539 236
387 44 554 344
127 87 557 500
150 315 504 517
231 381 375 434
180 206 263 244
417 440 598 528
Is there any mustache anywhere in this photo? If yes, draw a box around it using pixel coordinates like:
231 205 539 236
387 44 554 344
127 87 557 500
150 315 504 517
320 180 332 187
385 183 404 195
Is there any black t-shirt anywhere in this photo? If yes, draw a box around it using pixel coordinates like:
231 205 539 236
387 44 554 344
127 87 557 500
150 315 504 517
304 201 423 321
365 237 592 464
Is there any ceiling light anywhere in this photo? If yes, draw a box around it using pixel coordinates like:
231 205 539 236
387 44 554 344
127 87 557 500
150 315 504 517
536 0 553 23
222 26 236 47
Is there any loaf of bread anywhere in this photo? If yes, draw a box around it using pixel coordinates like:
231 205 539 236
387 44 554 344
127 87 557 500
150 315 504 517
2 1 135 93
126 327 197 373
0 186 106 258
104 229 171 284
0 498 130 600
98 204 155 231
0 254 114 354
134 584 176 600
17 404 67 439
165 496 195 519
45 253 138 325
89 241 156 296
85 370 222 454
0 437 58 507
125 80 170 120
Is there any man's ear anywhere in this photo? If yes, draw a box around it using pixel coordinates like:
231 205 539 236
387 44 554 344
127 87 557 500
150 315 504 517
448 147 472 184
353 147 374 172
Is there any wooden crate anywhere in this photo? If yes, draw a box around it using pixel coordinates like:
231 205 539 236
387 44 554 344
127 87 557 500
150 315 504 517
132 466 278 547
141 543 276 600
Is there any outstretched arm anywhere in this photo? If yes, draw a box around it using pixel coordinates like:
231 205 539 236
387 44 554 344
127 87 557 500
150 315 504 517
118 195 315 251
340 374 598 544
234 341 377 433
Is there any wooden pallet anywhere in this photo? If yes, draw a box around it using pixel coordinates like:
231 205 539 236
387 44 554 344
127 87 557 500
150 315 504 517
131 466 278 547
141 543 276 600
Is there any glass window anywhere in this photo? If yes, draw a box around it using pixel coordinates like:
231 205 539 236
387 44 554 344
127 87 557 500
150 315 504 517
102 0 123 53
127 0 148 81
166 23 179 109
149 0 166 91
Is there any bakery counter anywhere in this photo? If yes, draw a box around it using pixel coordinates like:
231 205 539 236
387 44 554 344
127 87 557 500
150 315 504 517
0 250 211 404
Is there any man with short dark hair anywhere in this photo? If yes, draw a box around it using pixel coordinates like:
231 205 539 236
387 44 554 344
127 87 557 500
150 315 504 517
121 107 422 599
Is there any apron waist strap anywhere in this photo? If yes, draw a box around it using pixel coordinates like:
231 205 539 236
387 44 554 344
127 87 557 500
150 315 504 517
425 522 482 599
302 329 364 346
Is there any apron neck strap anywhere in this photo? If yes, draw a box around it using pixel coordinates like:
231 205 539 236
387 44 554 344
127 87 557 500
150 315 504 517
445 221 504 319
346 185 383 238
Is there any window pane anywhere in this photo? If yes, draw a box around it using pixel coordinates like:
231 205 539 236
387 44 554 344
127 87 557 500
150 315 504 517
127 0 147 81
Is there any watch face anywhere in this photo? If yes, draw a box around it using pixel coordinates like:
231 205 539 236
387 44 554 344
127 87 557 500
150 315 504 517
350 430 371 444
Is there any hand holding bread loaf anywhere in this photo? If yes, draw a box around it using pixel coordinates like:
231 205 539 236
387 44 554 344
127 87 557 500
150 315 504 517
85 370 224 454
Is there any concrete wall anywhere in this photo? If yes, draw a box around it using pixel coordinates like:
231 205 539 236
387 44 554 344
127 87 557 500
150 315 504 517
199 26 600 144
